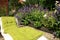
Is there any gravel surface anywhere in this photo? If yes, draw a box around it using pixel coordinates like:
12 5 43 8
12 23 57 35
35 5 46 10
43 32 60 40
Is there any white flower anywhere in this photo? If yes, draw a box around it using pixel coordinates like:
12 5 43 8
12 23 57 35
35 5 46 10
12 10 16 13
56 1 59 3
44 14 47 18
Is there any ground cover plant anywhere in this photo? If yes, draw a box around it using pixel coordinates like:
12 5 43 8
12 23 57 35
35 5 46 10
2 17 43 40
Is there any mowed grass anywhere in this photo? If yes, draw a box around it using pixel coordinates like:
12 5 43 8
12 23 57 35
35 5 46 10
2 17 43 40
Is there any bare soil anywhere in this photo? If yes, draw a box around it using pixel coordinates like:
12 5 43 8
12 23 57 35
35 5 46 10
0 33 4 40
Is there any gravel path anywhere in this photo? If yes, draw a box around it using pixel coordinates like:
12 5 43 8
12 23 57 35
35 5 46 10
43 32 60 40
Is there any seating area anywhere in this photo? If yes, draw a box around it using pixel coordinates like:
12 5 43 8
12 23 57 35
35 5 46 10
0 17 44 40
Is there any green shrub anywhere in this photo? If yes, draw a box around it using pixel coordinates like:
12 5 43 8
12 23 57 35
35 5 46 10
9 0 55 11
0 7 6 16
17 9 45 28
21 19 29 25
17 9 57 29
47 16 56 29
56 30 60 37
39 0 55 10
9 0 19 10
25 0 39 5
25 0 55 10
33 21 42 28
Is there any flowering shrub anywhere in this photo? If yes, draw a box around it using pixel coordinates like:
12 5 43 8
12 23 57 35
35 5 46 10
17 9 55 28
17 9 45 27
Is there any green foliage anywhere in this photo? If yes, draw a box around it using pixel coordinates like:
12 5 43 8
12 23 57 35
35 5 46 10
9 0 22 11
17 9 45 28
25 0 39 5
39 0 46 6
33 21 42 28
21 19 29 25
53 24 60 37
9 0 55 11
25 0 55 10
56 30 60 37
40 0 55 10
47 16 56 29
0 7 6 16
53 9 60 37
17 9 58 30
17 8 60 37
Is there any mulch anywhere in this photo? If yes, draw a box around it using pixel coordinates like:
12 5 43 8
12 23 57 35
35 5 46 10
0 33 4 40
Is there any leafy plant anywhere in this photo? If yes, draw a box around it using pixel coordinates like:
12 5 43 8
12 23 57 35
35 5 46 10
47 16 56 29
17 9 45 28
33 21 42 28
0 6 6 16
56 30 60 37
21 19 29 25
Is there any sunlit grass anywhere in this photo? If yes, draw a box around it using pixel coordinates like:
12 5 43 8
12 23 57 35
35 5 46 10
2 17 43 40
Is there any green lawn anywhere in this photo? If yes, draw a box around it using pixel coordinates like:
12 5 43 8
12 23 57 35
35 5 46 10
2 17 43 40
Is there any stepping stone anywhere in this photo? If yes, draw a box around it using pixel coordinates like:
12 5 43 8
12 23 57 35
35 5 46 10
37 36 48 40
